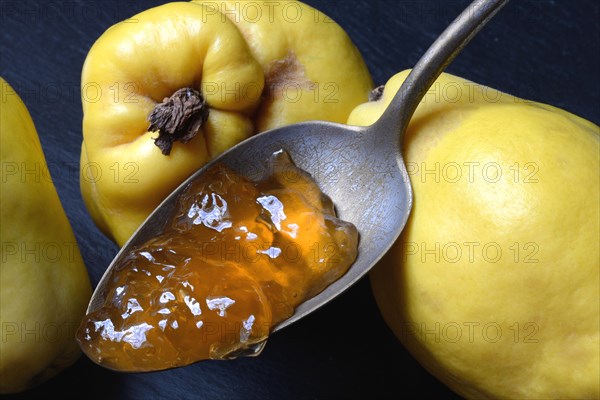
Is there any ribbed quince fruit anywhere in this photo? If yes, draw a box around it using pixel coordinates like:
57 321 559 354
347 71 599 399
80 1 373 246
0 78 92 393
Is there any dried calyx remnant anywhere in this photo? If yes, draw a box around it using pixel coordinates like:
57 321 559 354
148 88 209 155
369 85 385 102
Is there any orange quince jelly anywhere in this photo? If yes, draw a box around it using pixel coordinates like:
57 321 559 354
77 150 358 372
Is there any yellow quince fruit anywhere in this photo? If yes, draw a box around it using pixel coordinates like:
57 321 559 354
348 70 600 399
80 1 373 246
1 78 92 394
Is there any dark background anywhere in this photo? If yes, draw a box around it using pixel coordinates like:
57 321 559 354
1 1 598 399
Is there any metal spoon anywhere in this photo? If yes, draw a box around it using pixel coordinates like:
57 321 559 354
87 0 508 339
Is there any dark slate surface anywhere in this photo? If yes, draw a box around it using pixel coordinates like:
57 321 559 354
1 1 598 399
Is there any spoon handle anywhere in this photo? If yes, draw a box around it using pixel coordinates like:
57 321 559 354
373 0 510 139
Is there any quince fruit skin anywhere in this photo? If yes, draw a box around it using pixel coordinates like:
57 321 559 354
80 1 373 246
347 70 599 399
0 78 92 394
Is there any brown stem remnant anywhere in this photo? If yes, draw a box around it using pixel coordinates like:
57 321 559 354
369 85 385 102
148 88 209 155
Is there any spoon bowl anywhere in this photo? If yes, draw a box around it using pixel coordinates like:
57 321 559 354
87 0 509 337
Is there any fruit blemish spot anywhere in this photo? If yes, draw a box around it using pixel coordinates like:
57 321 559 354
77 149 358 372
